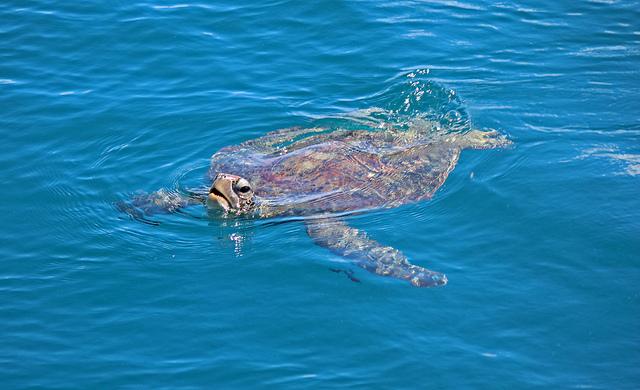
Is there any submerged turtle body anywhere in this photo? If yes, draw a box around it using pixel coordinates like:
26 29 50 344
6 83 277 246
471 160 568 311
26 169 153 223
203 117 510 287
126 110 510 287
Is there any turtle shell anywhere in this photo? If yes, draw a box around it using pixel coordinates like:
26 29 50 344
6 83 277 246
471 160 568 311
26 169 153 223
209 121 464 217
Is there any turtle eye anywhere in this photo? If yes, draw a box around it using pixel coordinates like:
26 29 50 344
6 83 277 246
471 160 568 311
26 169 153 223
234 178 252 194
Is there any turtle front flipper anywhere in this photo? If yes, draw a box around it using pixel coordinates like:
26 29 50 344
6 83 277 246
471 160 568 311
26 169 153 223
305 218 447 287
117 189 205 223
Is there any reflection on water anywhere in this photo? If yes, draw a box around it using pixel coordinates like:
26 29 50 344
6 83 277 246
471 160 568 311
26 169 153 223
575 146 640 176
214 219 254 258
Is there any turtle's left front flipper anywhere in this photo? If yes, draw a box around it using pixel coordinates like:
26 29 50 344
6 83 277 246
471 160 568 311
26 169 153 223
305 218 447 287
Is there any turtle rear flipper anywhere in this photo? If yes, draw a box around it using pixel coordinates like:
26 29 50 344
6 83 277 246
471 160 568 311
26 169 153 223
457 129 512 150
305 218 447 287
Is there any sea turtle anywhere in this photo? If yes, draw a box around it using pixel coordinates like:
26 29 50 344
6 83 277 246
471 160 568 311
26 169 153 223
123 109 510 287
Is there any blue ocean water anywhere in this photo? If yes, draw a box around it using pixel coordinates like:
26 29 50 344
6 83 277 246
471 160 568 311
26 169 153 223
1 0 639 387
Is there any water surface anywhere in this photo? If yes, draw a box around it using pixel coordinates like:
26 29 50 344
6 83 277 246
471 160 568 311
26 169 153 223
1 0 639 388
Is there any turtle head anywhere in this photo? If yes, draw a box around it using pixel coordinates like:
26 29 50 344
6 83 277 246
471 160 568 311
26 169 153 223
207 173 256 214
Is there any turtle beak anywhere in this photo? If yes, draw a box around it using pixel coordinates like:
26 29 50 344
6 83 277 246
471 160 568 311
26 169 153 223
208 174 240 210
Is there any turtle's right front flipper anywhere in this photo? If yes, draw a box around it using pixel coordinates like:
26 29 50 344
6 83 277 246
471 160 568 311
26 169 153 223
305 218 447 287
117 188 204 224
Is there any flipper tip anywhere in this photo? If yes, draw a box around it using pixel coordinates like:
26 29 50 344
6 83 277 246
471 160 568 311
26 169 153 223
410 271 448 287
